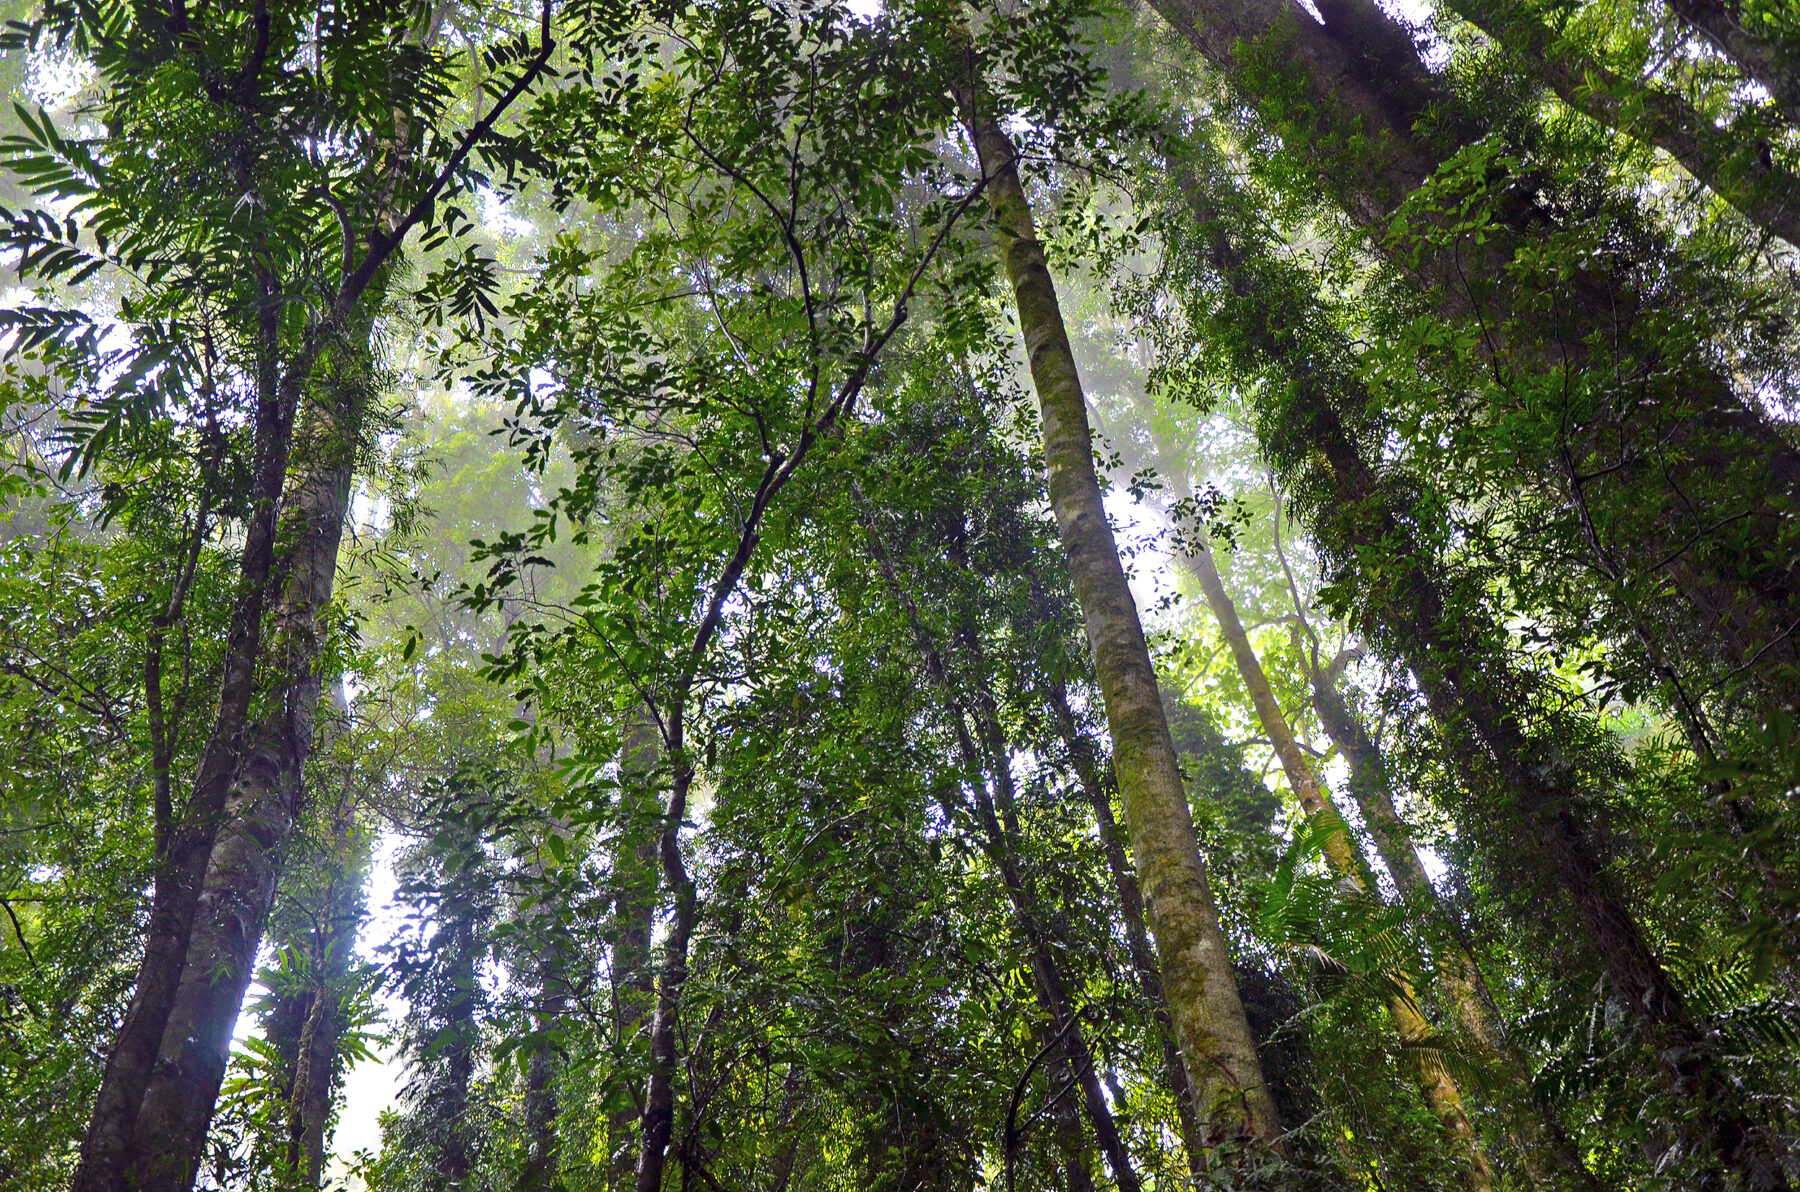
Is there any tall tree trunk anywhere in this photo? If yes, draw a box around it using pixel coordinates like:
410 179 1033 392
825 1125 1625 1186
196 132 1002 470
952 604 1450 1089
72 11 543 1182
1039 1024 1101 1192
1170 173 1788 1189
284 704 365 1189
955 723 1140 1192
434 911 481 1191
72 276 313 1192
517 1014 562 1192
122 335 377 1192
1046 683 1208 1169
957 641 1145 1192
631 778 697 1192
1304 658 1602 1192
1444 0 1800 247
517 841 572 1192
610 713 661 1190
958 93 1282 1153
1141 0 1800 696
286 986 340 1185
1178 538 1495 1192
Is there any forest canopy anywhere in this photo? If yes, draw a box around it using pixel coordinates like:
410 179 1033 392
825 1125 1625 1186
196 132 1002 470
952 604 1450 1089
1 0 1798 1190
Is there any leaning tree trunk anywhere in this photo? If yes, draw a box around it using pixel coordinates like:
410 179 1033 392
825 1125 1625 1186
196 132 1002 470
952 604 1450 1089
1040 1022 1101 1192
1662 0 1800 127
1177 536 1495 1192
1141 0 1800 699
958 90 1282 1153
1442 0 1800 248
1168 169 1788 1189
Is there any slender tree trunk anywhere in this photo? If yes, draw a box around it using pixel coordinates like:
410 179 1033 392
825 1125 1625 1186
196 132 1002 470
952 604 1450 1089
435 911 481 1192
624 258 884 1189
1178 538 1495 1192
952 732 1140 1192
518 1019 562 1192
958 92 1282 1153
764 1070 808 1192
611 713 661 1189
1047 683 1208 1169
866 526 1146 1191
284 711 364 1189
1174 179 1787 1188
632 757 699 1192
1305 660 1603 1192
953 637 1145 1192
517 845 572 1192
631 870 694 1192
287 969 343 1188
1039 1024 1101 1192
122 341 376 1192
972 735 1142 1192
1304 669 1502 1049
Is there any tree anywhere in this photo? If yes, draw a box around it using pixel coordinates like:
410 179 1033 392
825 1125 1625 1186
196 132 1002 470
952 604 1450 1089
0 2 563 1185
5 0 1799 1187
955 44 1284 1162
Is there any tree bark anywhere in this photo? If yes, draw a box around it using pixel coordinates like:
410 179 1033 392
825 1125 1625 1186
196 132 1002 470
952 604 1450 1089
609 713 662 1189
72 9 551 1181
1304 659 1603 1192
958 93 1282 1153
1171 176 1788 1189
1178 539 1495 1192
517 844 572 1192
631 771 697 1192
1038 1017 1101 1192
432 910 481 1191
1142 0 1800 696
122 354 375 1192
284 715 364 1189
518 1014 562 1192
72 274 312 1192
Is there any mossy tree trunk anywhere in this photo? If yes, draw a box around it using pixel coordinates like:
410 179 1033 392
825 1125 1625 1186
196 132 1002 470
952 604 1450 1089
958 95 1282 1152
1047 682 1208 1170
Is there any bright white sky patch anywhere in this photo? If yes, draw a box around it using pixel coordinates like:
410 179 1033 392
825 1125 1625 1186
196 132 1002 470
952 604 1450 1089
328 834 410 1180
